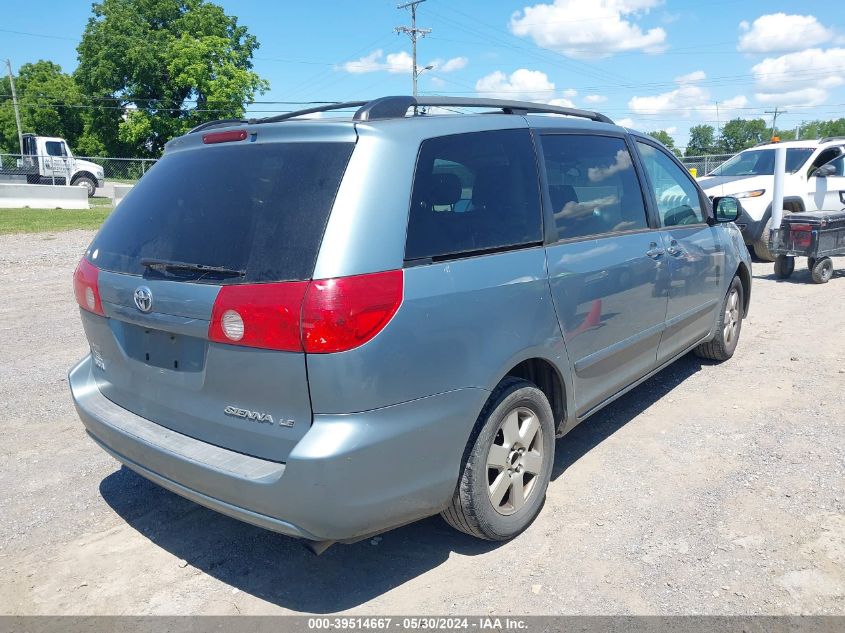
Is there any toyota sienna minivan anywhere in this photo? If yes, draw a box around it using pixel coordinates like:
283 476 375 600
70 96 751 548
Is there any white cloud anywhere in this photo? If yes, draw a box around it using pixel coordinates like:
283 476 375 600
342 50 385 74
628 73 748 119
438 57 468 73
509 0 667 59
475 69 585 110
629 83 709 115
385 51 413 74
752 47 845 90
754 87 828 107
738 13 833 53
674 70 706 84
696 95 749 120
588 149 633 182
475 68 556 101
584 94 607 104
341 50 466 74
617 117 635 128
751 47 845 105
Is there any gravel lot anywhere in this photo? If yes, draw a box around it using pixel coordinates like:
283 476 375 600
1 229 843 615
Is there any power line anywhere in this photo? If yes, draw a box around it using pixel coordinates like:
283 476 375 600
0 28 77 41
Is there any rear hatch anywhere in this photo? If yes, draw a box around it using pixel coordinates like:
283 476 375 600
78 128 356 462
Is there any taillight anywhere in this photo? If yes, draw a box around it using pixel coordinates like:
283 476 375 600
302 270 404 353
208 282 309 351
206 270 403 354
790 223 813 248
73 258 104 316
202 129 248 144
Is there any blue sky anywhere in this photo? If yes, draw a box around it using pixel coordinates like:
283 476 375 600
3 0 844 147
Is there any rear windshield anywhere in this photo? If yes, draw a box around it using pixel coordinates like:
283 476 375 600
710 148 813 176
87 141 355 283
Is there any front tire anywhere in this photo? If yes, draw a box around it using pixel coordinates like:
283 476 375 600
694 276 744 362
442 377 555 541
752 217 776 262
73 175 96 198
774 255 794 279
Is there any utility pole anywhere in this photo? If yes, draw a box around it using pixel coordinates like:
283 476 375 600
714 100 721 151
5 59 24 155
395 0 431 97
765 107 787 140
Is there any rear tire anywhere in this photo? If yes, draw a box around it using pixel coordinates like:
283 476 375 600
774 255 794 279
811 257 834 284
694 276 744 362
442 377 554 541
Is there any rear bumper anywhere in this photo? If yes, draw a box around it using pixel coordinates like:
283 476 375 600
69 356 487 542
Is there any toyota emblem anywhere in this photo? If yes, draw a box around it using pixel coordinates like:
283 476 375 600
133 286 153 313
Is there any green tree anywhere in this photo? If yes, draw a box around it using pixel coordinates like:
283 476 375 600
647 130 682 157
799 118 845 139
0 61 85 154
718 118 768 154
75 0 269 156
685 124 715 157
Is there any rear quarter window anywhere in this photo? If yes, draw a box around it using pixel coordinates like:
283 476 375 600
405 129 542 261
87 141 354 283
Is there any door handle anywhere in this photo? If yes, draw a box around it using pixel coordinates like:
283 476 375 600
646 242 664 259
666 239 686 257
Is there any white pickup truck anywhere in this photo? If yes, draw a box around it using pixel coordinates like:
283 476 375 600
698 137 845 260
8 134 105 197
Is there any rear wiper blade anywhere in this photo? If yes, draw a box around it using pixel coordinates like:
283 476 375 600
141 258 246 278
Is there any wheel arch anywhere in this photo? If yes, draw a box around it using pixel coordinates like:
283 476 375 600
735 261 752 317
761 196 806 225
501 356 568 435
70 171 98 192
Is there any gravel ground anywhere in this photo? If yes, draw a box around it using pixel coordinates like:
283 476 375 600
1 230 843 615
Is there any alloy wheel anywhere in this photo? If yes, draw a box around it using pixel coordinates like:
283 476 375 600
723 287 741 346
486 406 545 516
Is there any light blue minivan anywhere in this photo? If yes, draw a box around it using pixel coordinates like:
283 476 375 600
70 96 751 550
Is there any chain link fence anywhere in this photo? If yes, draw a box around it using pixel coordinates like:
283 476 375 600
0 153 158 185
79 156 158 182
680 153 733 177
2 151 734 184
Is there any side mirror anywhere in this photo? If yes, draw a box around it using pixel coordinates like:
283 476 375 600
713 196 740 223
812 163 836 178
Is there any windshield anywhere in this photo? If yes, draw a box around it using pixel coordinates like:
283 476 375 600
87 141 355 283
710 148 813 176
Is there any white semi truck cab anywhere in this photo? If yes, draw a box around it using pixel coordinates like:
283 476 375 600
16 134 105 197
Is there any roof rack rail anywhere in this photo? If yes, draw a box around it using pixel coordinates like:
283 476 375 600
353 96 614 124
820 136 845 144
188 118 248 134
254 101 369 125
187 96 614 133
